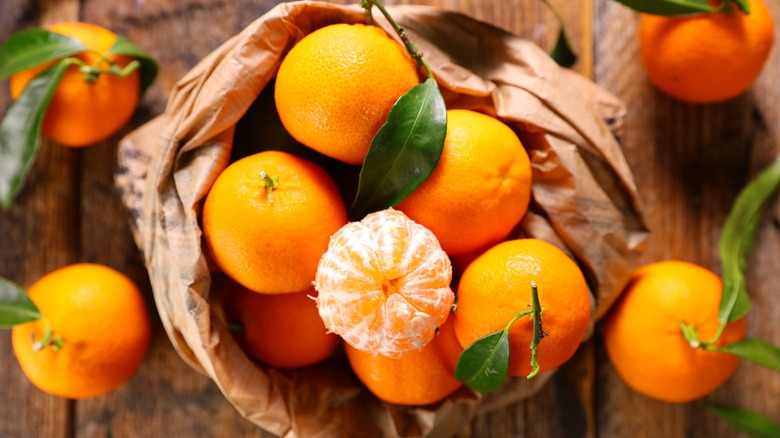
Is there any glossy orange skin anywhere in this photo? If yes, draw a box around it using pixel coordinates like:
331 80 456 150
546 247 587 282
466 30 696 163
222 282 340 369
397 110 532 256
12 264 151 399
455 239 591 377
639 2 774 103
275 23 419 164
345 317 463 405
604 261 746 403
202 151 348 294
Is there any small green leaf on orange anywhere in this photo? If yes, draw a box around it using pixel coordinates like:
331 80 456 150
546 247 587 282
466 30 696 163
455 330 510 393
0 28 86 78
106 35 159 95
0 59 71 209
350 77 447 220
716 338 780 372
613 0 716 16
0 276 41 328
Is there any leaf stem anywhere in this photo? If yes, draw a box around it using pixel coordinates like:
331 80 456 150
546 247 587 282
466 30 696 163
365 0 435 79
528 281 544 379
67 56 141 83
31 317 63 351
540 0 565 26
360 0 375 25
259 171 278 203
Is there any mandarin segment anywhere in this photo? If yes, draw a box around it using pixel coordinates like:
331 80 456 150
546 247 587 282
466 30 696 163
315 209 454 358
604 261 746 403
274 23 419 164
203 151 348 294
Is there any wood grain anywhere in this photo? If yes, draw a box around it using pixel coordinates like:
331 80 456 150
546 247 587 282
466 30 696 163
1 0 779 436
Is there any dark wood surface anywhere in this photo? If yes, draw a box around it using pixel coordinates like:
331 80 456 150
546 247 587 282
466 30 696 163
1 0 778 437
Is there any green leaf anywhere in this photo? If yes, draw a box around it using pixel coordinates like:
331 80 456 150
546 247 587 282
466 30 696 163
350 77 447 220
107 35 158 95
540 0 577 68
732 0 751 14
454 330 510 393
717 338 780 372
718 156 780 323
0 277 41 327
527 281 544 379
550 27 577 68
709 404 780 438
613 0 717 16
0 59 71 209
0 28 86 78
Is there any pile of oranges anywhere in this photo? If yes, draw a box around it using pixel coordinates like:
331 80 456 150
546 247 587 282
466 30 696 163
202 21 593 406
6 0 773 418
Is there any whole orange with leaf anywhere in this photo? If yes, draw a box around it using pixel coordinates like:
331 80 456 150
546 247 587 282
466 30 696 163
203 150 348 294
639 0 774 103
454 238 591 377
397 109 532 256
603 261 746 403
12 264 150 399
222 281 340 369
275 23 419 165
10 22 140 146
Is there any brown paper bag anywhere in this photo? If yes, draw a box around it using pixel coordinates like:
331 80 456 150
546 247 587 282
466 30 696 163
115 2 649 436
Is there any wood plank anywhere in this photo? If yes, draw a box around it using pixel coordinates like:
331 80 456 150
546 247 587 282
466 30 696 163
593 0 780 436
0 1 80 437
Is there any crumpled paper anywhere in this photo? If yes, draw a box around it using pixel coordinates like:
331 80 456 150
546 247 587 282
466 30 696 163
115 2 649 437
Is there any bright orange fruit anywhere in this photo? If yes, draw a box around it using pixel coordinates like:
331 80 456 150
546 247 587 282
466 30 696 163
12 264 150 399
397 109 532 256
639 1 774 103
603 261 746 403
202 150 348 294
455 239 591 377
10 22 140 146
345 317 463 405
222 281 340 369
275 23 419 165
315 208 454 358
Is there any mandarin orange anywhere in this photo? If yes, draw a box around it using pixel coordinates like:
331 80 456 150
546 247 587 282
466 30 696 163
12 264 150 399
203 150 348 294
10 22 140 146
345 317 462 405
455 239 590 377
639 1 774 103
275 23 419 165
222 281 340 369
604 261 746 403
397 110 532 256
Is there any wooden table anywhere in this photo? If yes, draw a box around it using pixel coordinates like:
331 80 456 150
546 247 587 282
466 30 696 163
1 0 779 436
